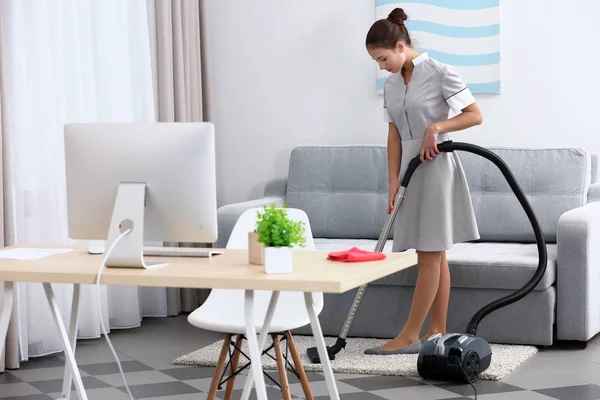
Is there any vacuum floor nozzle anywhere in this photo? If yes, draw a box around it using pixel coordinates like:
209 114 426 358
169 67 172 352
306 337 346 363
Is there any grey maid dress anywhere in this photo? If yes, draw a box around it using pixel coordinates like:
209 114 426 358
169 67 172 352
383 52 480 252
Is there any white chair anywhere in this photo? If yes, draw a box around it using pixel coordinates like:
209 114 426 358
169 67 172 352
188 207 322 400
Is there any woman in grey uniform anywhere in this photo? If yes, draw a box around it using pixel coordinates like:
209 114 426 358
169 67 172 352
364 8 484 355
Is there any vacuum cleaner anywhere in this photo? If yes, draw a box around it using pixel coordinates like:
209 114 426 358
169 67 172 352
306 140 547 385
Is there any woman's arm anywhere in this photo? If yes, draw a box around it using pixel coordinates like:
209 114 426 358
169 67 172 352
420 103 483 161
387 123 403 212
433 102 483 134
387 122 402 183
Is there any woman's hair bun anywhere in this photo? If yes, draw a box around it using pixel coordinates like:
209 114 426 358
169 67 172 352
387 8 408 25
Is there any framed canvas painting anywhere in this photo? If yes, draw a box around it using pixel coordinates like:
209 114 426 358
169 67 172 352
375 0 500 94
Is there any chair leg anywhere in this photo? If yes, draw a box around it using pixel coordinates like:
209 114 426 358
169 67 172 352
208 334 233 400
224 334 243 400
284 331 314 400
273 334 292 400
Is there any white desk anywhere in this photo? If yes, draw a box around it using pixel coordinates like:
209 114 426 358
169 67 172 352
0 245 417 400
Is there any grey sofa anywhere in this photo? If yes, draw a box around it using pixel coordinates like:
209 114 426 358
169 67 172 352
215 145 600 346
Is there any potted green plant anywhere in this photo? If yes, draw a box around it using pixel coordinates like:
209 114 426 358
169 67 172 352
254 204 306 273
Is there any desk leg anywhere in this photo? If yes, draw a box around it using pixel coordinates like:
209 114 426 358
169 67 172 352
240 290 280 400
58 284 81 400
0 282 14 359
242 290 269 400
305 292 339 400
43 283 88 400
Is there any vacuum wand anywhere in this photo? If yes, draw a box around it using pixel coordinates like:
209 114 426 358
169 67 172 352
306 141 454 363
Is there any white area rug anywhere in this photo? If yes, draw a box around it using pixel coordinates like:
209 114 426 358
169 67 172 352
173 335 537 381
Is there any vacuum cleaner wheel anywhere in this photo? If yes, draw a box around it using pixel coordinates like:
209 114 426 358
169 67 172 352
462 350 481 383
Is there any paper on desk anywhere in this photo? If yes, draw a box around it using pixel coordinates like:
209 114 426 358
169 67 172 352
0 248 73 260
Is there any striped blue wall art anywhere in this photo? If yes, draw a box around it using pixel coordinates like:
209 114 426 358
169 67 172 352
375 0 500 94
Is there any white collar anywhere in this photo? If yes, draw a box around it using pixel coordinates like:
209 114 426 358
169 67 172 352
412 52 429 66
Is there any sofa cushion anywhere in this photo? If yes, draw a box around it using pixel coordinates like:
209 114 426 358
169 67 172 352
314 239 555 291
314 238 394 252
460 147 591 243
285 146 391 239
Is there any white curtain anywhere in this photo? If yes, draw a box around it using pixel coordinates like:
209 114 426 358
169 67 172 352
1 0 169 360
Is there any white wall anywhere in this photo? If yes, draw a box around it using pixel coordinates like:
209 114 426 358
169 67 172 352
201 0 600 207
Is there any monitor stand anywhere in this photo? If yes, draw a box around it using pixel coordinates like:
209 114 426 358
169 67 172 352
105 182 168 269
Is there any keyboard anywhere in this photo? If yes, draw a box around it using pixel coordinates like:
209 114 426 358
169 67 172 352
87 246 224 258
143 248 224 258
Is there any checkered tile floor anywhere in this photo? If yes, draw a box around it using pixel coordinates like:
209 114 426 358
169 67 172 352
2 316 600 399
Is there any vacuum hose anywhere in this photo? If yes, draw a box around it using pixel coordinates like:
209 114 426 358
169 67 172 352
306 140 547 363
437 141 548 334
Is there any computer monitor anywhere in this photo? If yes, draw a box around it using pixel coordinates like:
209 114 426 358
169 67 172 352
64 122 218 269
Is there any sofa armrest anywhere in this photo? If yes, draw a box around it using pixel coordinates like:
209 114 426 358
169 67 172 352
588 181 600 203
214 195 285 248
264 177 287 198
556 201 600 341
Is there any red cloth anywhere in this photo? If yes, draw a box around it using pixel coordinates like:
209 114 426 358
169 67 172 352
327 247 386 262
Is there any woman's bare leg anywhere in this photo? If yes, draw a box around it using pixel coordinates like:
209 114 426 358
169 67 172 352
378 250 442 351
420 250 450 342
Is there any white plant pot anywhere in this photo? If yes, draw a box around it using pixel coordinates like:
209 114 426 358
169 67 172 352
264 246 293 274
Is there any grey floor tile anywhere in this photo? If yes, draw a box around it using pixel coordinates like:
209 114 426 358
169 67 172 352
95 370 177 387
9 366 89 382
516 355 600 374
48 387 132 400
28 376 110 394
5 395 53 400
0 371 21 384
265 370 325 385
18 356 64 370
535 384 600 400
0 382 43 398
338 374 425 391
119 343 215 371
436 380 523 396
562 366 600 386
475 391 559 399
412 375 465 386
333 372 378 380
313 393 387 399
582 349 600 364
536 344 592 360
79 360 153 376
159 366 218 380
502 371 589 390
147 394 213 400
185 375 247 392
289 380 363 398
116 381 202 398
55 340 134 366
437 398 472 400
109 318 222 371
371 384 466 399
577 345 600 363
224 386 302 399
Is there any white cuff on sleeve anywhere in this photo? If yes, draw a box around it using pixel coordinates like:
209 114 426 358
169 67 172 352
445 87 475 114
384 108 393 123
